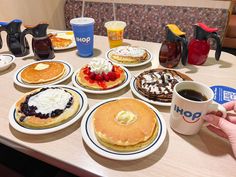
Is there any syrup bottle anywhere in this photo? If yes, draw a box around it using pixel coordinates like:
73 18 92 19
159 24 188 68
188 23 221 65
21 23 54 60
0 19 29 57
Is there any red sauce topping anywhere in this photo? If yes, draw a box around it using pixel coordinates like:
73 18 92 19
82 65 123 89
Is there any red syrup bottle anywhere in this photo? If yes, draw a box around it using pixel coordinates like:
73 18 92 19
21 23 54 60
159 24 188 68
188 23 222 65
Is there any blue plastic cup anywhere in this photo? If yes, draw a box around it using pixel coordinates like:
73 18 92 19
70 17 95 57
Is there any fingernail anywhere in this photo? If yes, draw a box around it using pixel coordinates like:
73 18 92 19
203 115 213 122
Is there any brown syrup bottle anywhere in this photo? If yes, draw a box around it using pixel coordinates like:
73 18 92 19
21 23 54 60
159 24 188 68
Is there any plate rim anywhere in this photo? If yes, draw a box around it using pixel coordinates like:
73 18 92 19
13 60 74 89
9 85 88 135
72 65 131 94
49 30 76 51
105 47 153 68
81 97 167 160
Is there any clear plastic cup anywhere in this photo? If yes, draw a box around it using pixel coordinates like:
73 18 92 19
104 21 126 48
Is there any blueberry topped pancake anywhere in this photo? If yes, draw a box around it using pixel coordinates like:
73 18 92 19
15 87 80 129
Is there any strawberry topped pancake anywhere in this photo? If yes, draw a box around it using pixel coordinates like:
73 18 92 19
77 58 125 90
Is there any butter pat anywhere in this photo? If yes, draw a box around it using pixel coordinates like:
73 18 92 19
34 63 49 70
115 110 137 125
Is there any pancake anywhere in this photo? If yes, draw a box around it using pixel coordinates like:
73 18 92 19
49 33 73 48
93 98 158 152
77 65 126 90
136 69 192 102
110 46 148 64
21 61 65 84
15 87 80 129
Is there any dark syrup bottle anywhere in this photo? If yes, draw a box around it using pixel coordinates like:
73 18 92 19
159 24 188 68
21 23 54 60
0 19 29 57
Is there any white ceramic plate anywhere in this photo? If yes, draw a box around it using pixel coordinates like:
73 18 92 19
105 47 153 67
81 97 167 161
9 85 88 135
14 60 73 89
49 31 76 50
72 65 131 94
130 76 171 106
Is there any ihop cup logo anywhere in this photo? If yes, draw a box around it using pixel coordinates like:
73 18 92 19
76 37 91 45
174 104 202 123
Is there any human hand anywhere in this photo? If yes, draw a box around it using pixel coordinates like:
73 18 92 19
203 101 236 157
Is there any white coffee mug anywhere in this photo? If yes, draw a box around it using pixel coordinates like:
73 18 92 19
170 81 226 135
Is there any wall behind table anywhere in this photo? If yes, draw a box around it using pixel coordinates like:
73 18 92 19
0 0 231 30
0 0 66 30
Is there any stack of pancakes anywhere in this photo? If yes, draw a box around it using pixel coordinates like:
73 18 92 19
77 65 126 90
48 33 73 48
93 98 158 152
15 87 80 129
110 46 148 64
21 61 65 84
136 69 192 102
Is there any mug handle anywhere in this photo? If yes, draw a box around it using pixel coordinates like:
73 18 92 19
203 102 227 126
207 103 227 118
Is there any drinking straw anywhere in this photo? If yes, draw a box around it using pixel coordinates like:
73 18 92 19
113 1 116 21
81 0 85 17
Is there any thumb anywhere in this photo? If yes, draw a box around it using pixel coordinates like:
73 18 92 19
203 114 235 136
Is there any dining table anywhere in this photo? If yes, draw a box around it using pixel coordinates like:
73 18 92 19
0 31 236 177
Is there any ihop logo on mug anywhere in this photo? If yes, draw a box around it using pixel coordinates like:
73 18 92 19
174 104 202 123
76 37 91 44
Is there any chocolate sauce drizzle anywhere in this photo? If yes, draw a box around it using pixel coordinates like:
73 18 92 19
136 69 184 102
19 88 73 122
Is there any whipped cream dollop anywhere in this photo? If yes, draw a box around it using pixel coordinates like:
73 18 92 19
28 88 72 114
113 46 146 57
88 57 113 74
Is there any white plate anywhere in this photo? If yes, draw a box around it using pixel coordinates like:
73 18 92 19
72 65 131 94
9 85 88 135
81 97 167 161
49 31 76 51
14 60 73 89
130 76 171 106
105 47 153 67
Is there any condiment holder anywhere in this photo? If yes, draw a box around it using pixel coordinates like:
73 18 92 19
0 54 15 71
